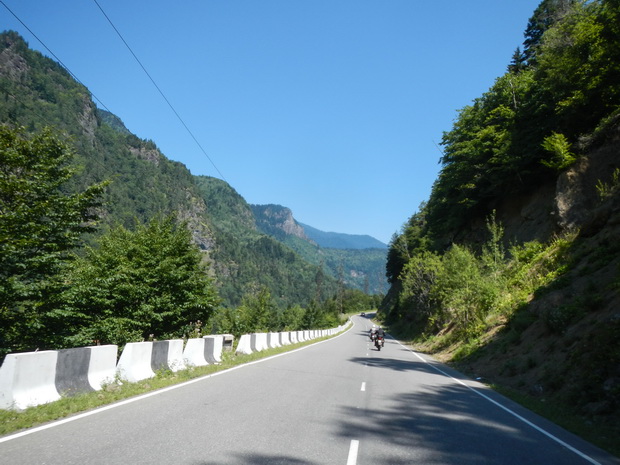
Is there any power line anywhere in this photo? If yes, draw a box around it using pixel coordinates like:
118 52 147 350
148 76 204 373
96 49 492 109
0 0 114 115
91 0 227 182
0 0 117 180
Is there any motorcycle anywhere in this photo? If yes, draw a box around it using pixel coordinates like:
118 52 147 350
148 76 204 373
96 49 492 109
374 335 384 351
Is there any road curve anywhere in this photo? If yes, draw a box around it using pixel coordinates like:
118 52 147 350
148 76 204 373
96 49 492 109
0 315 618 464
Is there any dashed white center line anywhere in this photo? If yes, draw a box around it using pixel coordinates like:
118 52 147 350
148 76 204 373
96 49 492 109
347 439 359 465
360 382 366 392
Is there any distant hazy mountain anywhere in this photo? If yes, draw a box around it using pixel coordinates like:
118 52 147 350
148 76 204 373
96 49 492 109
298 223 387 250
251 205 388 294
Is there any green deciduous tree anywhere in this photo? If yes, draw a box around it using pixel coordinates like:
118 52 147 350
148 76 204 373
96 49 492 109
398 251 442 329
0 126 106 356
51 216 220 347
540 132 576 170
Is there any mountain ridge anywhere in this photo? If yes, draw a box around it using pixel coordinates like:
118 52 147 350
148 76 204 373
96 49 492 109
298 222 387 250
251 204 388 294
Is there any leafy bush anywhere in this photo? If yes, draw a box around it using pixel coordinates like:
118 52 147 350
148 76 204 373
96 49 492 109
540 132 576 170
52 216 220 347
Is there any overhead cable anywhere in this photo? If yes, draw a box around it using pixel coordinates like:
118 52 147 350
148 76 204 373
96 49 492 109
92 0 227 181
0 0 114 115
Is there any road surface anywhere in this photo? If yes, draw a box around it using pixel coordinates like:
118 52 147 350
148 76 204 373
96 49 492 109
1 315 618 464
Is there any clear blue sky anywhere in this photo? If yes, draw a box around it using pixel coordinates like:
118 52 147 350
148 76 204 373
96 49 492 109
3 0 542 244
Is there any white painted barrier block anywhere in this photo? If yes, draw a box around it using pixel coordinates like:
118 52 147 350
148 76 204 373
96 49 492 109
0 351 61 410
87 345 118 389
183 338 209 367
204 335 223 363
236 334 253 355
296 331 305 342
167 339 186 372
268 332 281 349
289 331 298 343
280 332 291 346
251 333 269 352
116 342 155 383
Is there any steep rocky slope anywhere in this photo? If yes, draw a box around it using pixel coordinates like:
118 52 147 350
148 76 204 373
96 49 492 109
428 121 620 447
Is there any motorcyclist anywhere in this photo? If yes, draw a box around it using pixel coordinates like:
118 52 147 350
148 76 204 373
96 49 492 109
369 325 377 341
376 326 385 347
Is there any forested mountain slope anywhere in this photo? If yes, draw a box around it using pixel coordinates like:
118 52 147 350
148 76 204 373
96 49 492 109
381 0 620 449
251 204 388 294
0 30 340 310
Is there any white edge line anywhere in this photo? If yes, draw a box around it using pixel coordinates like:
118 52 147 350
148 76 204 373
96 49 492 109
395 339 603 465
0 322 355 444
347 439 359 465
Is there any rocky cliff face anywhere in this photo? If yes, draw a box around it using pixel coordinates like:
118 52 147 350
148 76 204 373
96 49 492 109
556 122 620 236
251 204 308 240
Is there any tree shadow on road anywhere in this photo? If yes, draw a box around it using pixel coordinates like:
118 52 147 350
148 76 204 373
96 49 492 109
334 383 590 465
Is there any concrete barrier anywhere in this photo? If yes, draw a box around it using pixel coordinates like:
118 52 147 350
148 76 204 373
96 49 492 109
183 338 209 367
289 331 298 343
280 331 291 346
167 339 186 371
87 345 117 389
268 332 281 349
204 335 223 364
0 351 61 410
149 340 186 372
221 334 234 352
55 347 94 397
251 333 269 352
296 331 305 342
236 334 253 355
151 340 170 372
116 342 155 383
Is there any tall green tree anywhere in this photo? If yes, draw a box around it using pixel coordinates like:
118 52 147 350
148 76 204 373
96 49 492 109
51 216 220 347
0 126 106 356
523 0 576 66
535 0 620 137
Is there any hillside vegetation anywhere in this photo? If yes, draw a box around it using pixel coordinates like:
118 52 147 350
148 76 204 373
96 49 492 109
381 0 620 453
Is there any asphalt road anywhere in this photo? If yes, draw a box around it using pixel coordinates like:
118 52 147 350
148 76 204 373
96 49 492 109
1 315 618 464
